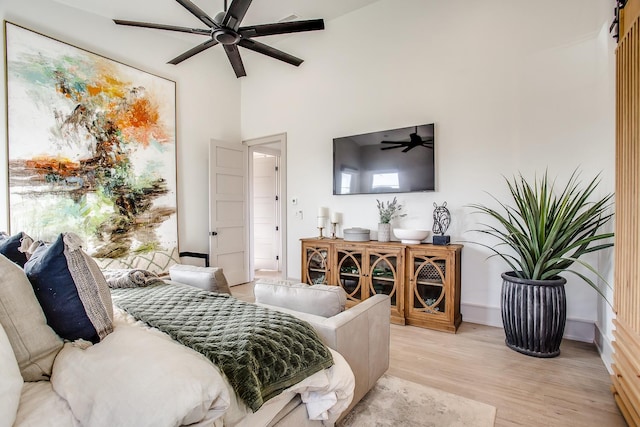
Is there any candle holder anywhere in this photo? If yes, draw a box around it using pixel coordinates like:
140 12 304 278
330 222 338 239
317 215 327 239
330 212 342 239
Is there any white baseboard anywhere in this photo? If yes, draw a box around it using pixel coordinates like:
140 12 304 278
460 303 503 328
594 322 614 374
461 303 596 343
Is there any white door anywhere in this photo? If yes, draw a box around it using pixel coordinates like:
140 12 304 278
209 140 249 286
253 153 278 271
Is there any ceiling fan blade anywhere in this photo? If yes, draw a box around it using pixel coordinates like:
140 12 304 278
222 0 252 30
175 0 219 28
223 44 247 78
380 145 403 150
239 19 324 38
238 39 303 67
168 38 219 65
113 19 211 36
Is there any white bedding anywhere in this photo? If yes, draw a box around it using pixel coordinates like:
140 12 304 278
51 320 231 427
15 382 80 427
223 347 354 427
47 307 354 427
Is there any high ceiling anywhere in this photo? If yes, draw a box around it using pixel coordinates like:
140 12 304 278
51 0 381 73
52 0 381 34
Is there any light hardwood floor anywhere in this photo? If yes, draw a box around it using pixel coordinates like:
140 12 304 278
232 281 625 426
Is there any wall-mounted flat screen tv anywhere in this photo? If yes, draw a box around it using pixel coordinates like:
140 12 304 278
333 123 435 195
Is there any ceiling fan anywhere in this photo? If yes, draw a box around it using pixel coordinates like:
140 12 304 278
114 0 325 78
380 126 434 153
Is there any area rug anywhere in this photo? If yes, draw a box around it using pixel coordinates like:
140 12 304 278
337 374 497 427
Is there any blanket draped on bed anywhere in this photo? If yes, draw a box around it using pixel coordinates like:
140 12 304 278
110 283 334 412
102 269 165 288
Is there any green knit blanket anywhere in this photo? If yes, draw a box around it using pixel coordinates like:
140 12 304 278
111 283 334 411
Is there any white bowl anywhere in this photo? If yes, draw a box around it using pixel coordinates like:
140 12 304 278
393 228 430 244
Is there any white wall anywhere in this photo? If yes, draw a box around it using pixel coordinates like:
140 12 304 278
240 0 617 342
0 0 618 345
0 0 241 255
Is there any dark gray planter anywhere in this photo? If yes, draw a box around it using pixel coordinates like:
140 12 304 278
501 272 567 358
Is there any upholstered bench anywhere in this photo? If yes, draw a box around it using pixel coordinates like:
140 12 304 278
253 279 390 416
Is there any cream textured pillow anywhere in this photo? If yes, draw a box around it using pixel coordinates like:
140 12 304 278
93 247 180 276
169 264 231 294
0 255 63 381
254 280 347 318
0 322 23 427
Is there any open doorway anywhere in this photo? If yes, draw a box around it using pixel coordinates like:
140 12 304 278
244 133 287 281
252 151 279 275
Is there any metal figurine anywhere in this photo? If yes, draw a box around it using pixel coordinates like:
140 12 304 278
432 202 451 245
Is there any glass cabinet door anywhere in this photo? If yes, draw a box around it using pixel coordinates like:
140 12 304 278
411 255 447 315
305 246 329 285
368 251 399 307
336 247 364 303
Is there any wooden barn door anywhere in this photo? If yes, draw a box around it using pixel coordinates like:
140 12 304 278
613 0 640 424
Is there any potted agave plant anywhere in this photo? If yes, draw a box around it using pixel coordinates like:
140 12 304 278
470 170 614 358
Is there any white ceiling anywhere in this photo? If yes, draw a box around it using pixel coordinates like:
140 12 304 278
52 0 381 31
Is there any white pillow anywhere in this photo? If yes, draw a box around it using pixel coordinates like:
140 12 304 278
0 322 23 427
254 280 347 318
51 322 230 427
169 264 231 294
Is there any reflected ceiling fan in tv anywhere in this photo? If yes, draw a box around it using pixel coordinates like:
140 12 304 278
333 123 435 195
381 126 434 152
114 0 325 78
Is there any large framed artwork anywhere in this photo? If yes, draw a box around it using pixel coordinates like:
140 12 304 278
5 22 178 258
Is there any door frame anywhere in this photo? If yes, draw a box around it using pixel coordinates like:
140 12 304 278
244 133 287 280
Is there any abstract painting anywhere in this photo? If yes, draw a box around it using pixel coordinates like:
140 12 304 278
5 22 177 258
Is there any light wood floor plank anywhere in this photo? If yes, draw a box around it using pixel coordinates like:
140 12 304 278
232 281 625 426
388 322 625 426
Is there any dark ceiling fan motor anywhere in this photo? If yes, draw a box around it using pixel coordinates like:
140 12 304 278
380 126 434 153
114 0 325 78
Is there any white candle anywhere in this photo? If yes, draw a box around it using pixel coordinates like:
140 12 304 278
317 216 325 228
318 207 328 217
331 212 342 223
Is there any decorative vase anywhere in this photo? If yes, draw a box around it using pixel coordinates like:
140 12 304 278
377 223 391 242
501 272 567 358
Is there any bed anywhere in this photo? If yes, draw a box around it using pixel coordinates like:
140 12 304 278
0 233 355 427
28 302 355 427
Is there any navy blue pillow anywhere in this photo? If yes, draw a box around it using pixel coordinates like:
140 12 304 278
24 233 113 343
0 231 30 267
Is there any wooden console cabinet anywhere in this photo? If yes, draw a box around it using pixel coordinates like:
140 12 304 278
405 244 462 332
302 241 331 285
301 238 463 332
334 242 405 324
